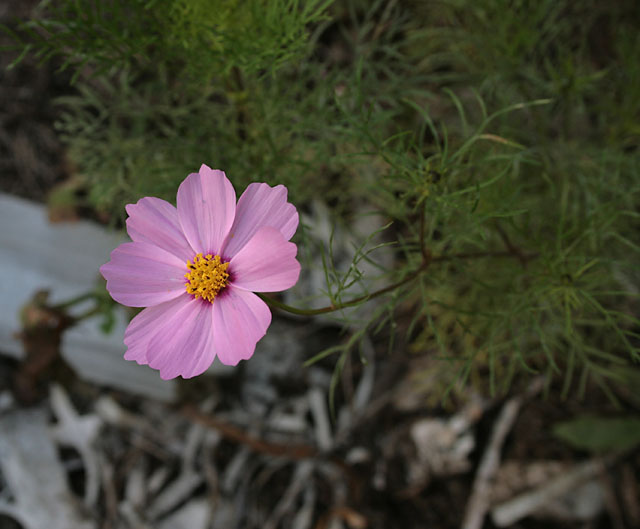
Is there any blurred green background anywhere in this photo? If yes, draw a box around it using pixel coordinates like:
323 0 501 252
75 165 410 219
2 0 639 401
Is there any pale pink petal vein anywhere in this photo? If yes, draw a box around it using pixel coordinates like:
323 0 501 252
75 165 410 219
100 242 187 308
213 286 272 366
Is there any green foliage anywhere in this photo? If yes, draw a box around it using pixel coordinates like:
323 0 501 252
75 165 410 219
2 0 333 81
160 0 335 76
554 415 640 453
5 0 640 400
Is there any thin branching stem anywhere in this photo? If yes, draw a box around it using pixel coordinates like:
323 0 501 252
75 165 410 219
52 292 96 310
71 306 102 322
259 247 537 316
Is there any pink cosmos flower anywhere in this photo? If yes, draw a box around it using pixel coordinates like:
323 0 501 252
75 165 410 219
100 164 300 380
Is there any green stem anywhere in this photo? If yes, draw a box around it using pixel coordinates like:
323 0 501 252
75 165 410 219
52 292 96 310
259 248 538 316
258 260 429 316
71 305 102 322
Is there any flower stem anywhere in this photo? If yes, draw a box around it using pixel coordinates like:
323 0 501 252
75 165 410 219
52 291 96 310
258 260 429 316
259 248 538 316
71 305 102 322
50 291 104 323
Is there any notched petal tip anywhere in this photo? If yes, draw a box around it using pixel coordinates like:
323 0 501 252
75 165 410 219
199 164 228 180
159 370 178 381
177 165 236 255
286 251 302 288
98 262 109 281
215 354 244 367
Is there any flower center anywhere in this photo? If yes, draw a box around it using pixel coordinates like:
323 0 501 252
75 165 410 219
184 253 230 303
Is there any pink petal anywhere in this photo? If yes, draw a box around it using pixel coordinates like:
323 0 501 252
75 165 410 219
222 183 299 258
126 197 194 262
123 295 216 379
123 295 191 364
212 286 272 365
146 297 216 379
229 226 300 292
176 164 236 255
100 242 187 307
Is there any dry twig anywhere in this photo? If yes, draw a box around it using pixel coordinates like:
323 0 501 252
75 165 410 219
491 459 605 527
461 378 543 529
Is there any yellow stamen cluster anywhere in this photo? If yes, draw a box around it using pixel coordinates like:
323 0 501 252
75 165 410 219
184 253 230 303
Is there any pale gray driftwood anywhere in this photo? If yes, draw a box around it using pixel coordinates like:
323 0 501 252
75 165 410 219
491 460 606 526
0 192 175 401
0 408 94 529
50 384 102 507
461 396 523 529
157 498 210 529
0 193 235 402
